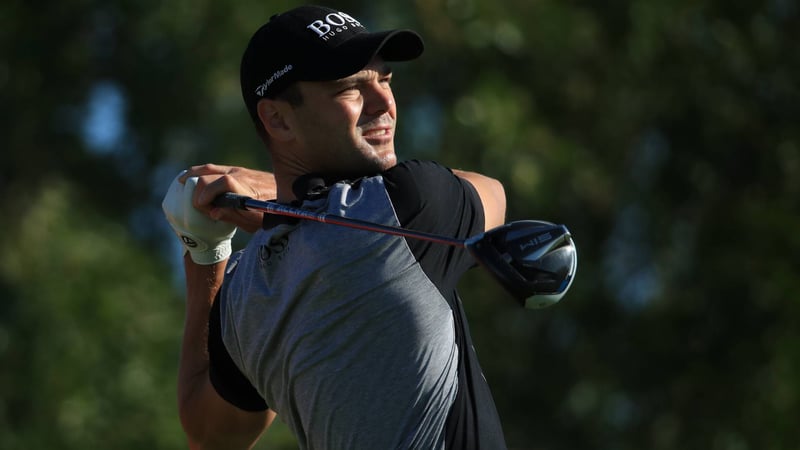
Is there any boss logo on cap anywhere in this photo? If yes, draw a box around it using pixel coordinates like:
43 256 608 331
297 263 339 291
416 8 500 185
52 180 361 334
306 11 363 41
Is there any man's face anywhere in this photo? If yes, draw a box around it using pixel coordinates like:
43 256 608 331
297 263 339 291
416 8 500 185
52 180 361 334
289 57 398 177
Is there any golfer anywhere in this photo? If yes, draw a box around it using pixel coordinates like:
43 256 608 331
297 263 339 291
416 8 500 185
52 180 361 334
163 5 508 449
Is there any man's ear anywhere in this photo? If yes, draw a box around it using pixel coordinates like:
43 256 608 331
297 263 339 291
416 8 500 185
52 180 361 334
257 98 294 142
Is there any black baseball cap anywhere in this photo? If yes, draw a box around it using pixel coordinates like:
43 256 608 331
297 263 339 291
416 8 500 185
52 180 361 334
240 5 424 124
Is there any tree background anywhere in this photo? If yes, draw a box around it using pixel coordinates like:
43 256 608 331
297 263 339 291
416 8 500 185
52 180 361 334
1 0 798 449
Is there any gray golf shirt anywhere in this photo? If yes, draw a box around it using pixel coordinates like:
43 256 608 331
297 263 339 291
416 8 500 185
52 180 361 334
219 174 459 449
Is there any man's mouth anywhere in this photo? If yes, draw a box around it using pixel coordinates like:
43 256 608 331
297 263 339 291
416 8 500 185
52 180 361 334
363 128 390 137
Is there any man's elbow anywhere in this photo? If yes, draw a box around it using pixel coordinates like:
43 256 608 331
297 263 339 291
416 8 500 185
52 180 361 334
178 395 229 450
178 394 269 450
179 403 211 450
180 423 252 450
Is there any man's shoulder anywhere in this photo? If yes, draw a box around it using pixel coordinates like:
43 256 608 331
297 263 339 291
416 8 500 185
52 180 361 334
378 160 484 240
380 159 461 203
382 160 451 187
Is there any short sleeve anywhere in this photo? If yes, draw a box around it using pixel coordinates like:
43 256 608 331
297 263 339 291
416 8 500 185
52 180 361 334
208 293 269 412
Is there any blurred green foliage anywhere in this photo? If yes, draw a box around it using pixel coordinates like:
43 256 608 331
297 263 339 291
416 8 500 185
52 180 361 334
1 0 798 449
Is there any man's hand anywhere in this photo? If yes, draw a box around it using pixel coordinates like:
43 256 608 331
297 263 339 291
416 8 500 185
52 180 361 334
182 164 278 233
163 172 237 265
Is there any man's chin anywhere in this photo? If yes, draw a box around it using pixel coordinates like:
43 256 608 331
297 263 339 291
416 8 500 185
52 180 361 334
374 149 397 171
360 141 396 165
350 151 396 176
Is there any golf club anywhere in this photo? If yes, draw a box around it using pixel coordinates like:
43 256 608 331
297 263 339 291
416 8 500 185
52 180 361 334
213 193 577 309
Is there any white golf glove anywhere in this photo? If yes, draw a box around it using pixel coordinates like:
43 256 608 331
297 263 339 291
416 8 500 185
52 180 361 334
162 171 237 265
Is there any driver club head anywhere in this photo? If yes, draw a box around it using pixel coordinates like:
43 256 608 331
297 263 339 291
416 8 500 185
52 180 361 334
466 220 577 309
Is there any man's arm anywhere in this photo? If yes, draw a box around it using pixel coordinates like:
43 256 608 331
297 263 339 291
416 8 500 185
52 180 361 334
180 163 506 231
452 169 507 230
178 255 275 450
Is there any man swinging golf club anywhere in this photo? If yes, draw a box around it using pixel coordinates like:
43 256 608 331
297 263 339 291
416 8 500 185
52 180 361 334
163 5 574 449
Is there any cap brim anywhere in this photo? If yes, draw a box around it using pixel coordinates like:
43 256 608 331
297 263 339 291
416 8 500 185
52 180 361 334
301 29 424 82
372 29 425 62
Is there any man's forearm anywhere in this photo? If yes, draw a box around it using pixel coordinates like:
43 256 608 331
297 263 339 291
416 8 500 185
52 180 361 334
178 254 224 413
177 255 273 449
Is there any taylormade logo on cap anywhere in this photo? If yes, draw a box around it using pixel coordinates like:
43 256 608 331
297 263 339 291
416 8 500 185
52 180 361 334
306 11 364 41
255 64 294 97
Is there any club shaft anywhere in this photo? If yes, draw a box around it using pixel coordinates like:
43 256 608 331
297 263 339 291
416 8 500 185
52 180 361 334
214 193 466 247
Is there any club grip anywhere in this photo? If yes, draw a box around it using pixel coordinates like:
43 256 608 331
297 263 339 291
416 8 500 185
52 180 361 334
212 192 250 209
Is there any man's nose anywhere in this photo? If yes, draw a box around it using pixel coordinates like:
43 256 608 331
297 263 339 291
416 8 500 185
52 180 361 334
363 82 394 116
